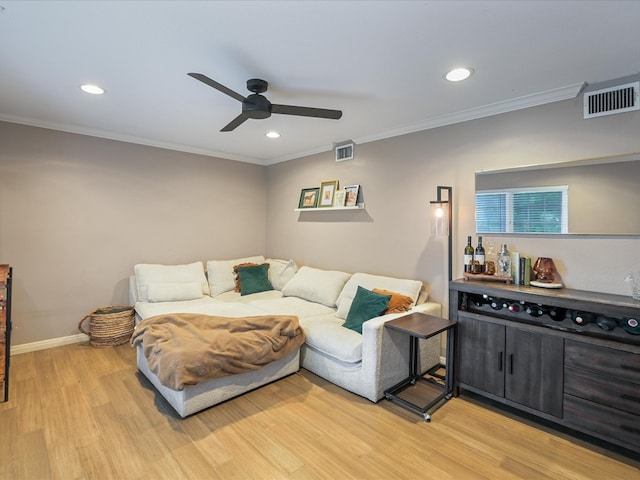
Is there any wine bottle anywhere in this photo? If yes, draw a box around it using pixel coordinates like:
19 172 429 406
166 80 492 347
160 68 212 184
525 304 545 317
490 298 506 310
471 295 486 307
547 307 567 322
569 311 594 325
595 315 618 331
507 301 524 313
475 236 485 268
464 236 474 273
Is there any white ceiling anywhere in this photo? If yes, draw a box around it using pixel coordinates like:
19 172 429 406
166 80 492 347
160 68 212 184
1 1 639 165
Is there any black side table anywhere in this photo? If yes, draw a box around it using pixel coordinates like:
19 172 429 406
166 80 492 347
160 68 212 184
383 312 456 421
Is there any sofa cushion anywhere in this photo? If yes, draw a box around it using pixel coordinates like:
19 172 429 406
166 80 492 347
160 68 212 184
300 316 363 364
372 288 413 314
207 255 265 296
336 273 422 320
134 262 209 302
246 296 336 319
342 286 391 334
236 263 274 296
147 282 203 303
281 266 351 308
266 258 298 291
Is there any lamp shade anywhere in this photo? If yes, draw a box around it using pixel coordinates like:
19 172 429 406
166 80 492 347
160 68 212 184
430 201 449 236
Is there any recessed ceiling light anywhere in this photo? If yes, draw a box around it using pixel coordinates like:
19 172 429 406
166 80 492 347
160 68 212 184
444 67 474 82
266 131 280 139
80 84 105 95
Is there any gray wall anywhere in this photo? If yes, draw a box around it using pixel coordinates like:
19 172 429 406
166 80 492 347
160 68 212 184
0 122 266 345
3 93 640 347
265 98 640 315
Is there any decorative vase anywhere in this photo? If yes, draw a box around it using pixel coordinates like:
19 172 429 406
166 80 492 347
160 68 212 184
533 257 557 283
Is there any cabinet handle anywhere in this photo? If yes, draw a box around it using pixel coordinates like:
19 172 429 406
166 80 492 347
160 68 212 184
621 393 640 404
509 354 514 375
620 364 640 373
498 352 503 372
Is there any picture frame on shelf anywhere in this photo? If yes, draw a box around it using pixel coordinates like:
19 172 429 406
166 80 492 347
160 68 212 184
333 189 346 208
298 187 320 209
344 184 360 207
319 180 339 208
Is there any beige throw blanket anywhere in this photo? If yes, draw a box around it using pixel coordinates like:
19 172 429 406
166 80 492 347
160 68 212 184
131 313 305 391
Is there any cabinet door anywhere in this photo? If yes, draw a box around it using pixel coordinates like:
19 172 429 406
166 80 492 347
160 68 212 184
458 316 505 397
505 327 564 417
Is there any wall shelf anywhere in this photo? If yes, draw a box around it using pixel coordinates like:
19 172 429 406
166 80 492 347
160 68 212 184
294 203 365 212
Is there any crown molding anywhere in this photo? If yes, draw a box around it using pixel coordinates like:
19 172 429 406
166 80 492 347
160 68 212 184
2 82 585 166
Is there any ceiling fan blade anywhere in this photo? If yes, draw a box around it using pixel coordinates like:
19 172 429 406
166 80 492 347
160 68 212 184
187 73 246 103
271 104 342 120
221 113 249 132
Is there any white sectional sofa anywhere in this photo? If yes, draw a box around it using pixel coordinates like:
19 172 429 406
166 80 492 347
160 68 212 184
129 256 442 417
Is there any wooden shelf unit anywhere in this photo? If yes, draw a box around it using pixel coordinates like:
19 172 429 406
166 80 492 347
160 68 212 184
450 279 640 453
0 264 12 402
294 203 365 212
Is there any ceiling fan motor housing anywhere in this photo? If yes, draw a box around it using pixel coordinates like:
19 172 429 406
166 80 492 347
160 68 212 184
243 93 272 119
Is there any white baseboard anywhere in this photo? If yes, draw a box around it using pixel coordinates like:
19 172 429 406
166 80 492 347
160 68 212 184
11 333 87 355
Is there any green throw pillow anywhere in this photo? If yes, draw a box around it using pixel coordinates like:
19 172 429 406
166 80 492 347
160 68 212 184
342 286 392 334
237 263 274 296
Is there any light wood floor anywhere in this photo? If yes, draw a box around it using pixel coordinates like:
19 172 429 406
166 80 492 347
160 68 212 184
1 343 638 480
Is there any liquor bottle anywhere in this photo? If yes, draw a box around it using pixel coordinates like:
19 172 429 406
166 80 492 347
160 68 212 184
485 242 496 274
497 244 511 277
464 236 474 273
475 236 485 269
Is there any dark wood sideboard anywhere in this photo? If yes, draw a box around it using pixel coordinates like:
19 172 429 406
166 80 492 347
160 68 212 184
0 265 12 402
449 278 640 453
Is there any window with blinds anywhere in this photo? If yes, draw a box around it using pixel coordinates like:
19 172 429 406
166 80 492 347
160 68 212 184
476 186 568 234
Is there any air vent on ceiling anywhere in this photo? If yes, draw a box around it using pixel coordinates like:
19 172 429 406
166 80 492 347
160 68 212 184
583 75 639 119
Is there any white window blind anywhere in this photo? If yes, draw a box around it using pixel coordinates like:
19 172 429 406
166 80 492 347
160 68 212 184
476 186 568 234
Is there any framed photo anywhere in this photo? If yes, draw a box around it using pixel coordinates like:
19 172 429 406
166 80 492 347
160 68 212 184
298 187 320 209
333 189 346 208
319 180 339 208
344 184 360 207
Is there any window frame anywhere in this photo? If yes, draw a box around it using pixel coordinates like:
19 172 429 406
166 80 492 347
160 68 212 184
475 185 569 234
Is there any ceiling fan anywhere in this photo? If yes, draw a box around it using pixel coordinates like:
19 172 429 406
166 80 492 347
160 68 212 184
188 73 343 132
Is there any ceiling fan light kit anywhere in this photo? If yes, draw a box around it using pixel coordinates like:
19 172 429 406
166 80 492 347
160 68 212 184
188 73 343 132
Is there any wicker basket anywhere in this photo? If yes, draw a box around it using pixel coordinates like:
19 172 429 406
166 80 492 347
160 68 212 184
78 305 135 347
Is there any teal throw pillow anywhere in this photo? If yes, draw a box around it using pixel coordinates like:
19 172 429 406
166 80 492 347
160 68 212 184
237 263 274 296
342 286 392 334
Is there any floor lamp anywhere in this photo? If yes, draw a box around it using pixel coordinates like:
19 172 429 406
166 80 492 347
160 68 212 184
427 186 453 381
430 186 453 282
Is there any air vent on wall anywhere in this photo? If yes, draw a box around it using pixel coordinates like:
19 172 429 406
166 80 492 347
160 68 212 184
583 74 639 119
335 141 354 162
